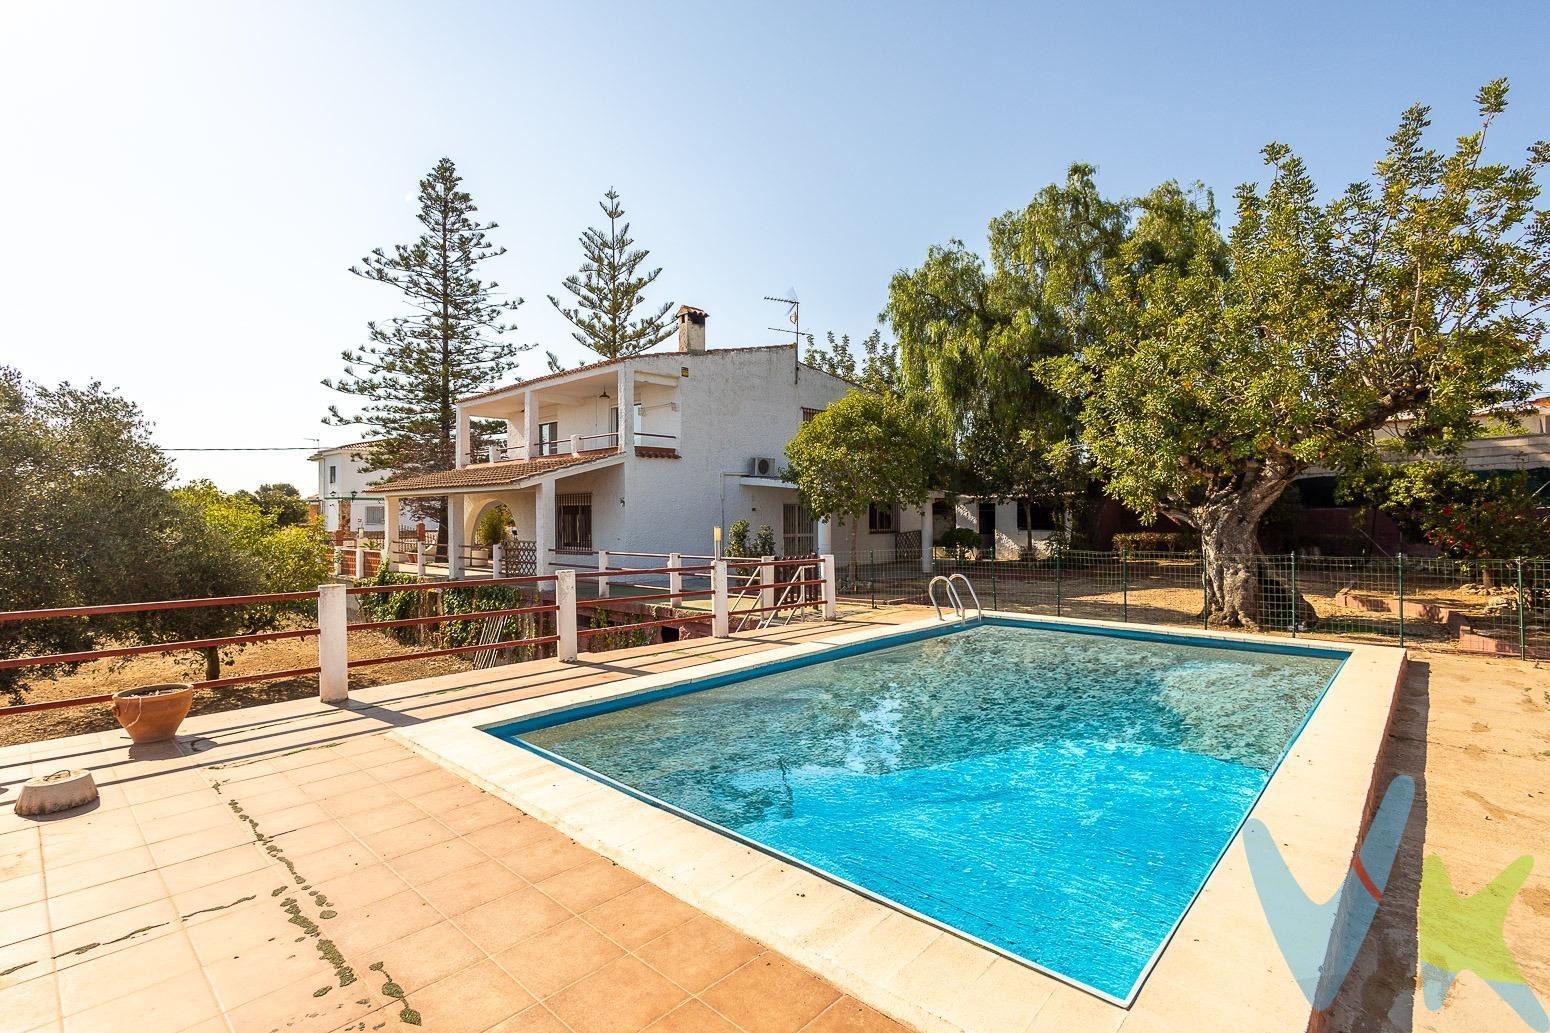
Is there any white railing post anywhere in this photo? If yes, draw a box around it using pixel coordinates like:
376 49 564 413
821 554 838 621
353 541 364 579
668 553 682 605
759 556 775 612
711 560 730 638
487 444 500 463
597 550 610 598
569 433 581 456
416 540 427 577
318 583 348 703
556 569 578 661
492 542 504 578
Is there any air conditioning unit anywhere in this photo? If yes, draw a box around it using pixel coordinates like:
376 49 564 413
748 456 776 477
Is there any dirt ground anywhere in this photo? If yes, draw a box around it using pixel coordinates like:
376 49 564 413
1329 652 1550 1032
1 629 474 748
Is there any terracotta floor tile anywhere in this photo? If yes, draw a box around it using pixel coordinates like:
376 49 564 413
49 898 181 971
46 870 167 931
288 838 378 883
465 815 566 859
454 885 570 955
388 837 488 886
39 823 144 868
133 801 233 844
400 958 534 1033
360 815 455 861
391 767 466 800
147 821 252 867
270 818 355 858
172 867 281 926
282 757 359 784
0 871 44 913
0 933 54 992
249 801 332 837
701 956 841 1033
319 783 399 819
55 928 200 1015
299 769 378 801
318 862 410 909
63 968 220 1033
186 898 298 963
232 784 311 818
158 842 273 896
501 833 595 884
418 858 526 917
547 955 688 1033
797 997 913 1033
534 857 643 913
636 916 764 993
223 969 379 1033
645 999 744 1033
365 755 439 783
358 919 482 994
326 888 441 955
582 883 700 950
486 1003 573 1033
495 917 624 999
0 830 42 882
336 799 428 840
441 795 520 836
413 780 493 814
204 932 335 1010
0 970 58 1032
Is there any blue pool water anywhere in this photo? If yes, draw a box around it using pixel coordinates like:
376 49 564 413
491 620 1345 1002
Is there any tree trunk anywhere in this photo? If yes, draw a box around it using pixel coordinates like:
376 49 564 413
202 647 221 683
1195 499 1316 631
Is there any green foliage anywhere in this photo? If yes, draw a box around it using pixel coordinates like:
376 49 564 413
751 524 776 557
785 391 939 559
725 519 751 558
1340 462 1549 559
474 504 512 547
1046 84 1550 531
325 158 530 497
549 188 674 359
886 163 1124 526
236 483 310 527
1111 531 1198 555
938 527 982 555
803 331 900 394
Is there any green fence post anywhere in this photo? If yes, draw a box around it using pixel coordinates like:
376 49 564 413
1396 552 1406 648
1290 551 1298 638
992 568 999 610
1121 554 1129 622
869 551 876 609
1055 551 1062 616
1517 558 1528 661
1201 558 1210 629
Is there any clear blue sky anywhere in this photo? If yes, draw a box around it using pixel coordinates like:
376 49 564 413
3 1 1547 491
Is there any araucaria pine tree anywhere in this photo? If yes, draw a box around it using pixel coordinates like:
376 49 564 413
325 158 529 515
549 188 674 359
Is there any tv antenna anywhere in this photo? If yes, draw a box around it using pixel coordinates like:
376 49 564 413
764 291 810 348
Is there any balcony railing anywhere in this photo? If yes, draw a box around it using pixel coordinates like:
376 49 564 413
475 432 678 464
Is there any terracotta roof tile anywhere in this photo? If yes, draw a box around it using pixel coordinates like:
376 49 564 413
458 344 798 404
374 450 616 493
633 446 679 459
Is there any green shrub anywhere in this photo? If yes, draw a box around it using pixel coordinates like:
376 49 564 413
938 527 981 554
726 519 751 558
751 524 776 556
475 504 512 547
1111 531 1197 555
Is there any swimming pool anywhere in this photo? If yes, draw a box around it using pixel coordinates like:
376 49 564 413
487 617 1347 1004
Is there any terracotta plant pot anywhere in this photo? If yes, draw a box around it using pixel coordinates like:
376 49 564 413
111 683 194 744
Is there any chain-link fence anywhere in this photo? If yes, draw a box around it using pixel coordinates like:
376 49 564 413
831 549 1549 659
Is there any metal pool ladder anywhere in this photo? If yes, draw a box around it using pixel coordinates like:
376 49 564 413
928 575 982 620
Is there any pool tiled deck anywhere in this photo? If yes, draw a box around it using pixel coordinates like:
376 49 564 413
0 613 922 1033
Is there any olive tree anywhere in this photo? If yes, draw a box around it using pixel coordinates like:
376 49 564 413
1044 82 1550 627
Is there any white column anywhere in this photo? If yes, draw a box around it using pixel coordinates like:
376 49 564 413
416 540 427 577
597 551 610 598
523 390 539 458
534 480 552 576
447 494 466 579
711 560 730 637
815 516 832 557
569 433 581 456
617 366 632 447
759 556 776 611
919 504 933 574
486 444 500 464
353 541 364 580
455 407 471 467
317 583 348 703
820 554 838 621
668 553 682 605
492 542 504 578
556 569 578 661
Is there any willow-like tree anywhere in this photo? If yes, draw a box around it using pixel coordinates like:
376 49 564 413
1044 82 1550 627
885 164 1127 551
325 158 527 518
549 188 675 359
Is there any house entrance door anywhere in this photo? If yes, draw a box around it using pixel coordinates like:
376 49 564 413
782 503 815 557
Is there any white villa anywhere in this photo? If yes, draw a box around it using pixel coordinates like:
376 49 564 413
374 306 935 576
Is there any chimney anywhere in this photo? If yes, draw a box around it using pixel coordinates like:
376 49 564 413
676 305 707 353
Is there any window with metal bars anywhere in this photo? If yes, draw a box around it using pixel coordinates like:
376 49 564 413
556 493 593 550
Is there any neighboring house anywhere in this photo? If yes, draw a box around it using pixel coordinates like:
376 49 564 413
308 439 441 537
374 306 934 576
